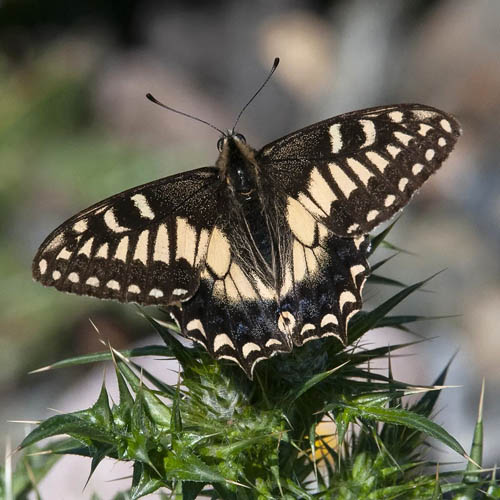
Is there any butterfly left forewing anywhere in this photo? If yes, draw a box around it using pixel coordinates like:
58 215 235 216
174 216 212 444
258 104 461 236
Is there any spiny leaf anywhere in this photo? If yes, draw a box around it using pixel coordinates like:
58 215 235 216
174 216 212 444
368 218 400 256
29 346 173 374
116 360 171 426
288 362 348 403
338 403 466 458
20 412 115 449
463 378 485 492
368 274 408 288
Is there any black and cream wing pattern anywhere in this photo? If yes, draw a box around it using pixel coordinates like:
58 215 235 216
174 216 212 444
33 168 221 305
33 103 461 377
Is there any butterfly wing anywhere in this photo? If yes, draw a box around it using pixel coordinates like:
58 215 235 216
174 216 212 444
252 104 460 359
257 104 461 236
33 167 221 305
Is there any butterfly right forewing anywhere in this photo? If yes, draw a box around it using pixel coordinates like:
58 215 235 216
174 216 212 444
33 167 221 305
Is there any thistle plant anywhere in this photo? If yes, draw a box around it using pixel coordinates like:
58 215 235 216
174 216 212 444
3 222 499 500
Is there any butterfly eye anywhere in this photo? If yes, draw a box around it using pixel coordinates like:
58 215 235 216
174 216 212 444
217 137 225 151
234 133 246 144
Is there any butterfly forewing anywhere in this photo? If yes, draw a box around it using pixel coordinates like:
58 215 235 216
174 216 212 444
258 104 461 236
33 167 220 305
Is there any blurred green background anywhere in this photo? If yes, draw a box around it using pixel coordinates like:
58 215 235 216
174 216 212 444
1 0 499 497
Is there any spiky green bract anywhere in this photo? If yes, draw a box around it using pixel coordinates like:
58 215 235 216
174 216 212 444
18 224 499 499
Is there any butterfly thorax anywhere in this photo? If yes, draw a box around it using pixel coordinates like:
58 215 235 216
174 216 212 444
217 135 277 273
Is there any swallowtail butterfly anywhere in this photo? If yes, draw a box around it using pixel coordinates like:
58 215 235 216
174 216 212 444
33 59 461 378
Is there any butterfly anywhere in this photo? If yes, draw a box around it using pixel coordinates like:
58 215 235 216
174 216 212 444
32 62 461 378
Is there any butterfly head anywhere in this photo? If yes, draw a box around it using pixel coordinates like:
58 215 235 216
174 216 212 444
216 132 259 197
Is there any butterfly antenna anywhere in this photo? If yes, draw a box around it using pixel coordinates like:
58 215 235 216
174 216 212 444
146 93 225 135
232 57 280 132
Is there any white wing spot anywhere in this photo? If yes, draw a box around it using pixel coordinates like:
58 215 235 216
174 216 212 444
134 230 149 265
52 270 61 280
366 209 379 222
68 272 79 283
329 123 343 153
388 111 403 122
287 197 316 246
195 228 210 267
412 109 436 120
301 323 316 336
106 280 120 290
438 137 447 147
308 167 337 214
347 223 360 234
255 275 276 301
206 226 231 278
320 331 344 343
72 219 88 233
173 288 188 296
354 236 365 250
321 314 339 328
229 263 257 300
114 236 129 262
339 291 356 311
242 342 261 358
153 224 170 263
56 247 72 260
176 217 197 265
418 123 432 136
386 144 401 158
350 264 366 282
130 194 155 219
292 240 307 283
45 233 64 252
104 208 130 233
384 194 396 207
96 243 109 259
412 163 424 175
213 333 235 352
425 149 435 161
127 284 141 294
186 319 207 339
86 276 99 287
394 131 413 146
265 338 282 348
278 311 296 336
149 288 164 298
346 157 374 186
218 354 243 370
328 162 357 199
78 237 94 257
399 177 409 191
359 119 376 148
39 259 47 275
440 119 452 133
365 151 388 172
346 309 359 327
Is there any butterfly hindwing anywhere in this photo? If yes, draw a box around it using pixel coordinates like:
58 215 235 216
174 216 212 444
258 104 461 236
33 167 220 305
169 195 369 378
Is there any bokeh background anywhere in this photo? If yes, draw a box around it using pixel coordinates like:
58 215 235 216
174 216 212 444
1 0 499 497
